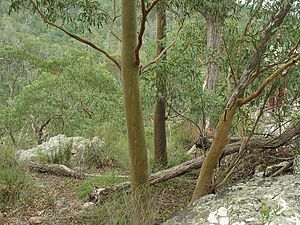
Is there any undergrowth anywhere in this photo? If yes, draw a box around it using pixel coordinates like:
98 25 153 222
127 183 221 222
0 145 31 208
77 172 128 200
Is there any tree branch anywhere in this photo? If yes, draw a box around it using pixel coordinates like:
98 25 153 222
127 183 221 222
238 54 300 106
226 1 292 109
141 20 183 72
110 0 121 42
146 0 163 13
134 0 147 65
89 119 300 202
134 0 163 65
29 0 121 71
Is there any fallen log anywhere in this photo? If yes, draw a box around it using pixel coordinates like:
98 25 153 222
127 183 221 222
29 162 88 179
270 161 293 177
89 121 300 202
28 162 130 179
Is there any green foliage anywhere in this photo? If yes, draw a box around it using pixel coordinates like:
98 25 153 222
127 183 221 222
0 145 18 169
77 172 128 200
11 56 123 144
95 122 129 169
83 139 117 169
166 123 194 168
79 190 157 225
0 167 29 206
0 145 30 207
9 0 110 31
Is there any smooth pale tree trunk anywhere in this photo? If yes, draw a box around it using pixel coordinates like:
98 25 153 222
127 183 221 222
121 0 151 223
154 2 167 167
192 101 239 201
192 1 293 199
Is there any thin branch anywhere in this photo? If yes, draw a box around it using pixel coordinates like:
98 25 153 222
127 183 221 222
239 54 300 106
167 103 204 138
110 0 121 42
223 37 236 89
134 0 147 65
288 37 300 57
110 16 121 42
226 2 292 109
134 0 163 65
29 0 121 71
243 0 264 36
146 0 163 13
141 20 184 72
270 161 293 177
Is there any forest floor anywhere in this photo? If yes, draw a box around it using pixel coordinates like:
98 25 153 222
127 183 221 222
0 172 82 225
0 170 197 225
1 145 295 225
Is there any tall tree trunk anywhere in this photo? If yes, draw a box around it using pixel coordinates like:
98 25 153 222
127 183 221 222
200 14 223 133
192 2 292 201
121 0 151 223
203 15 222 91
191 101 239 201
154 2 167 167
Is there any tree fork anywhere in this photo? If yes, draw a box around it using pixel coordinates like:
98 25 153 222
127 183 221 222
191 54 300 201
122 0 152 224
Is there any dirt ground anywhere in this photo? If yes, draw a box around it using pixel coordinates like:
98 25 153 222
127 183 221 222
0 172 84 225
0 171 195 225
1 144 294 225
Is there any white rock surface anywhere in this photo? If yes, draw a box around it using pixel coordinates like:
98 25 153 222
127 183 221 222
164 175 300 225
18 134 105 168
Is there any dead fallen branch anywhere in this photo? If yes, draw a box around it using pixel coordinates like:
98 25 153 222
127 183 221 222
89 121 300 202
28 162 130 180
29 162 88 179
270 161 293 177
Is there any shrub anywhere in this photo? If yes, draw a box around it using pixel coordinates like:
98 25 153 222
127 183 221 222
83 140 117 170
0 145 30 207
79 190 157 225
0 167 29 205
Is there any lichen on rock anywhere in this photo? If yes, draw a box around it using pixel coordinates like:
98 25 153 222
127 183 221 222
164 175 300 225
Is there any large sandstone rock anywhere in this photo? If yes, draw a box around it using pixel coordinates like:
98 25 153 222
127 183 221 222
18 134 104 168
164 175 300 225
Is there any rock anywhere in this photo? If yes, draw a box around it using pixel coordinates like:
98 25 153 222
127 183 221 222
82 202 95 209
254 164 265 177
19 134 69 161
164 175 300 225
29 216 43 224
18 135 105 168
264 161 291 177
294 155 300 175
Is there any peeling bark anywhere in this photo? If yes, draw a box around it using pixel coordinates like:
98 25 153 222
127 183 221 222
203 15 223 91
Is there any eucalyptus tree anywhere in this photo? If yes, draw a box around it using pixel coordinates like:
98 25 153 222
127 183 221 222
192 0 300 201
188 0 237 133
8 0 165 222
154 1 168 167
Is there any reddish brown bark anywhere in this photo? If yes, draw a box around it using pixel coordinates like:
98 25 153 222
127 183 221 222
154 2 167 167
